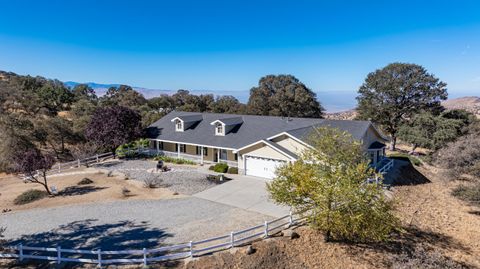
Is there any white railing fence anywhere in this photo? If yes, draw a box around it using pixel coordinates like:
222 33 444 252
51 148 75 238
378 158 394 175
0 212 299 266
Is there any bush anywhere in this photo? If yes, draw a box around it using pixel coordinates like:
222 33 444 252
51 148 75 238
434 133 480 178
153 155 196 165
452 183 480 206
14 189 47 205
206 174 232 184
143 175 160 188
77 177 94 185
121 187 131 197
227 167 238 174
213 163 229 173
208 165 215 171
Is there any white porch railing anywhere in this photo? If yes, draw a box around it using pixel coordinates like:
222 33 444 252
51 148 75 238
0 212 298 266
148 150 238 167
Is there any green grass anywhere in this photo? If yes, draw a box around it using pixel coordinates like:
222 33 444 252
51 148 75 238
153 155 196 165
14 189 47 205
388 152 423 166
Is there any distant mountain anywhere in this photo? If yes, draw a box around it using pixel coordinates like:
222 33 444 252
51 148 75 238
442 96 480 117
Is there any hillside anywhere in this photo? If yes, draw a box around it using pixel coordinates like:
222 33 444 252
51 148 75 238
442 96 480 117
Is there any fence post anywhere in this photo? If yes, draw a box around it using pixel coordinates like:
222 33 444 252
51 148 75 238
143 247 147 266
57 245 61 264
289 211 293 227
230 232 235 248
96 154 99 163
18 243 23 262
97 249 102 268
189 241 193 258
264 221 269 238
77 159 81 168
58 163 61 173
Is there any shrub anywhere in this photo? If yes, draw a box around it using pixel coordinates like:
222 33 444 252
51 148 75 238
434 133 480 178
143 175 160 188
121 187 131 197
153 155 196 165
213 163 229 173
14 189 47 205
227 167 238 174
206 174 232 184
452 183 480 206
208 165 215 171
77 177 94 185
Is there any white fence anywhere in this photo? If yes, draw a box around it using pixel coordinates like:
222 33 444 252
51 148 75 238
378 158 394 174
0 213 298 266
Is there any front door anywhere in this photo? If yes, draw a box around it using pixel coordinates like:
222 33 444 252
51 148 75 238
220 149 228 161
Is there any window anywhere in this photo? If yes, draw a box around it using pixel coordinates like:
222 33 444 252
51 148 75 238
215 123 224 136
175 143 186 153
234 153 238 161
196 146 201 155
203 147 208 156
175 120 183 132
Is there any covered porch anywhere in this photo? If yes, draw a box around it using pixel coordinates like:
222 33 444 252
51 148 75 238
367 141 394 174
148 139 238 167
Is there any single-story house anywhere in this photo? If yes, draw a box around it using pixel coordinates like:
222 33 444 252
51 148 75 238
145 111 389 179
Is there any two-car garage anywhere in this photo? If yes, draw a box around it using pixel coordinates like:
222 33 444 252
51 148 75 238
244 156 286 179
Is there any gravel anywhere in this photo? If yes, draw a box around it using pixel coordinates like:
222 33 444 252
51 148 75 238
95 160 217 195
0 197 270 250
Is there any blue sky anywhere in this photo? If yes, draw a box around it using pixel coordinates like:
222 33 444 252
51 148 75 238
0 0 479 111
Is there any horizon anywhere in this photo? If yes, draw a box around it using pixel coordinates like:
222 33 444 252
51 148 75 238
1 1 480 112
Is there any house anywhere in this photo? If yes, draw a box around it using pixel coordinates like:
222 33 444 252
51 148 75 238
146 111 389 179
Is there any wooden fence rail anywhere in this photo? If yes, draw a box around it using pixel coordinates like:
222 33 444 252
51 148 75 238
0 212 298 266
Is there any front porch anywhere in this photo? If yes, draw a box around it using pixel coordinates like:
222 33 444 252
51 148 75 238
148 140 238 167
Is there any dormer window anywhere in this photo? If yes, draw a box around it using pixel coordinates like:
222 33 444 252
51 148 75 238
175 120 184 132
215 123 224 136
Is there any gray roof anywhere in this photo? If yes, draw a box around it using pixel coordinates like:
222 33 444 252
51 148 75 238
146 111 375 150
216 117 244 126
174 114 203 123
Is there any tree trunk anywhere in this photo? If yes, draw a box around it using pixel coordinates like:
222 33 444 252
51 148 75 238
42 171 52 195
389 135 397 151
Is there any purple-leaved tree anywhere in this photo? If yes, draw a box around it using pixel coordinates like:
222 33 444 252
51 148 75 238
14 149 55 195
85 106 143 154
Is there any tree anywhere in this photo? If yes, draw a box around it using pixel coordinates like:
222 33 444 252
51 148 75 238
14 149 55 195
33 116 78 158
398 112 464 153
85 106 143 153
101 85 146 109
356 63 448 150
247 75 324 118
72 84 97 102
210 95 246 114
267 127 398 242
0 114 35 172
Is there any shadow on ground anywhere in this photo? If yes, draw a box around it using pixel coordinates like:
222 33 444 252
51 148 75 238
5 219 181 268
386 157 431 186
60 186 108 196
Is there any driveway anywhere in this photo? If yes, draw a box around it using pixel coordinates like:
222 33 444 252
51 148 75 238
194 175 290 217
0 197 269 250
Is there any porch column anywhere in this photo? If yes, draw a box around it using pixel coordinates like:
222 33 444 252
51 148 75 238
156 140 160 153
177 144 180 158
373 151 378 166
200 146 204 165
216 149 220 163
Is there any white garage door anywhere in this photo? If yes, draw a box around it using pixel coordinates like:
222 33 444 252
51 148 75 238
245 156 285 179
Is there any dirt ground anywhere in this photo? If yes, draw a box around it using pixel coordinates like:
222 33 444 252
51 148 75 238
0 170 180 213
177 161 480 268
2 161 480 268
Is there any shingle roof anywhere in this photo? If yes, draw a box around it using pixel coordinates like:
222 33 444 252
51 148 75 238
174 114 203 123
286 120 372 142
215 117 244 126
368 141 386 149
146 111 375 150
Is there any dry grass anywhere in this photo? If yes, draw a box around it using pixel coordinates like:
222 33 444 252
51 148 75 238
0 170 182 213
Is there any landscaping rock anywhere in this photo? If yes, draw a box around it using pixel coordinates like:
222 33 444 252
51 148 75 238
245 245 256 255
282 229 300 239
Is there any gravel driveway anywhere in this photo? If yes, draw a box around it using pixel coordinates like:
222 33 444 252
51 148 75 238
95 160 216 195
0 197 269 250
